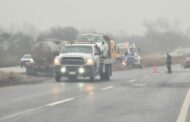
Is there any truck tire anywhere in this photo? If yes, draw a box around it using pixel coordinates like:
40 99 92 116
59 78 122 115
105 64 111 80
105 71 110 80
55 73 61 82
90 76 95 81
139 64 142 69
89 65 96 81
100 73 105 80
26 66 33 75
99 63 105 81
55 76 61 82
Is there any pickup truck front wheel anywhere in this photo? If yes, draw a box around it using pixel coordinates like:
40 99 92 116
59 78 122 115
105 65 111 80
100 73 105 80
100 64 111 81
55 73 61 82
89 76 95 81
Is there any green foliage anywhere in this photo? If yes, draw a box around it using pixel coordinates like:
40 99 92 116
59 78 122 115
0 71 22 82
0 32 34 67
0 26 79 67
0 55 20 67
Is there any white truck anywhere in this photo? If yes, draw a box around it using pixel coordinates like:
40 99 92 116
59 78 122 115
118 42 142 68
20 54 34 68
77 34 109 58
54 35 114 81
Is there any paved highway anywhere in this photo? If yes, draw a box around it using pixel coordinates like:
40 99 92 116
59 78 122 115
0 65 190 122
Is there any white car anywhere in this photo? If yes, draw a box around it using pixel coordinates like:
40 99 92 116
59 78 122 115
20 54 34 68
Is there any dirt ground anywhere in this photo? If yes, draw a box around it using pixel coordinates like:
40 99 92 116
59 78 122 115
0 72 51 87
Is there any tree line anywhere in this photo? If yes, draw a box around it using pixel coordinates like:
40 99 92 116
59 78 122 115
0 26 79 67
0 18 190 66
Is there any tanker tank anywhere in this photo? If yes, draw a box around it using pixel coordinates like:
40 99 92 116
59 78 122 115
26 40 66 76
31 40 65 64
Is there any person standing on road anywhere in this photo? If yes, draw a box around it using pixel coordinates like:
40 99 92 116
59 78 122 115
166 53 172 73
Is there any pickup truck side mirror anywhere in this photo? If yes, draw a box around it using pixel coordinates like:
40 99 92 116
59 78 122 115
95 52 99 55
95 51 102 55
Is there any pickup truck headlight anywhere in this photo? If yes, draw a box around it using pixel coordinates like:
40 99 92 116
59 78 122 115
54 58 60 65
78 67 85 74
86 58 94 65
61 67 66 73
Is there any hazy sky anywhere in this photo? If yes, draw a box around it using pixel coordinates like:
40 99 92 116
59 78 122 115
0 0 189 35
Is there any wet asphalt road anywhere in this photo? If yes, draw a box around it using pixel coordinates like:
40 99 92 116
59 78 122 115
0 65 190 122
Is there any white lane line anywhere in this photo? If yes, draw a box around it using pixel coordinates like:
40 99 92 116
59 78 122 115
0 107 43 121
0 97 75 121
101 85 114 91
128 79 136 82
46 97 75 107
132 83 146 87
177 89 190 122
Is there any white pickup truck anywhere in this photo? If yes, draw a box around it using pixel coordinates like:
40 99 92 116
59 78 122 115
54 43 102 81
54 35 114 81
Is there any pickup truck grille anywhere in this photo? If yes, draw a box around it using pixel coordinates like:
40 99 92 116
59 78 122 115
61 57 85 65
66 66 79 71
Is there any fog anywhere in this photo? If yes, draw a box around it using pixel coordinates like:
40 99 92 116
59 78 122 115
0 0 190 35
129 18 190 54
0 0 190 66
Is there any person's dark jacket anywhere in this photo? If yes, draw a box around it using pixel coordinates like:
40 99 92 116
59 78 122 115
166 54 172 66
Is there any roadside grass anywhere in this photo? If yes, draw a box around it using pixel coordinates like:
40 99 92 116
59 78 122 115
0 71 23 82
142 53 188 67
142 53 165 67
0 71 51 87
0 56 20 67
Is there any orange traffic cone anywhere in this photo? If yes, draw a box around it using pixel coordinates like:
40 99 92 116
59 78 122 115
152 64 157 73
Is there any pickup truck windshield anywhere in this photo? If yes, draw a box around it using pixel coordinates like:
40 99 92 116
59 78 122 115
23 55 32 59
77 35 101 43
61 46 92 54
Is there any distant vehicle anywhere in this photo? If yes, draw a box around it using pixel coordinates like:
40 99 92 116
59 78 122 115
182 57 190 68
118 41 142 68
20 54 34 68
122 54 142 69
